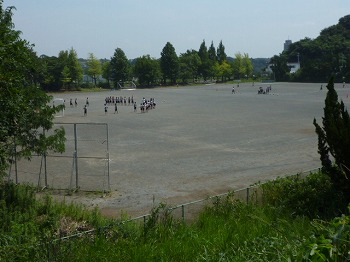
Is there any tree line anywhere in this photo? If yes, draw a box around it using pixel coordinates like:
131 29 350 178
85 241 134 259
39 40 254 91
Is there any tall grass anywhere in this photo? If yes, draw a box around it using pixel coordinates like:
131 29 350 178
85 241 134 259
50 198 312 261
1 170 350 261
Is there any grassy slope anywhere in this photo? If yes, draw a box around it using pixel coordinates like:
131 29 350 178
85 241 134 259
1 171 349 261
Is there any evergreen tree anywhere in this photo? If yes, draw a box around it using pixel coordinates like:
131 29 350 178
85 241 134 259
110 48 130 88
67 48 83 86
208 41 217 62
208 41 217 80
216 40 227 64
198 40 211 80
313 77 350 198
57 50 69 88
160 42 179 84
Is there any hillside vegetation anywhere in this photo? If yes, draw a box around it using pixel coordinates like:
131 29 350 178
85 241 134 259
272 14 350 82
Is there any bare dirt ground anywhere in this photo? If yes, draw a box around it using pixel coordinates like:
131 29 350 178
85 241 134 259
17 82 350 218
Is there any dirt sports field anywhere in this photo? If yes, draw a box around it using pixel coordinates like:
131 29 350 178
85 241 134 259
19 82 350 218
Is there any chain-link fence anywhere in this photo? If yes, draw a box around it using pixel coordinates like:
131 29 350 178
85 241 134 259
7 123 110 192
130 168 320 223
42 167 320 249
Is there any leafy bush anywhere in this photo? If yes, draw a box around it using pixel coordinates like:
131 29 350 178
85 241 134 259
314 77 350 201
302 207 350 261
259 171 346 219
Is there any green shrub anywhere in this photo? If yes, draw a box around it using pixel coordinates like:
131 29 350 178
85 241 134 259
302 207 350 261
260 171 346 219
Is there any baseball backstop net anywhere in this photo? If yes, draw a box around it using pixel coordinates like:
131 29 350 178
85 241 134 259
7 123 110 192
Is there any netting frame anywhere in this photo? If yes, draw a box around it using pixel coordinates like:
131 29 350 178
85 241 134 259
53 98 65 117
7 122 110 193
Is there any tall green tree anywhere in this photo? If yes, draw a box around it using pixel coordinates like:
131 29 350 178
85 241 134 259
86 53 102 86
39 55 62 91
198 40 211 81
110 47 130 88
61 65 71 89
101 61 111 87
242 53 254 78
208 41 217 80
216 40 227 65
57 50 69 88
134 55 160 87
55 48 83 89
232 52 244 79
178 50 201 83
0 1 65 178
269 55 289 81
160 42 179 84
208 41 217 63
232 53 253 79
67 48 83 86
215 61 233 82
314 77 350 200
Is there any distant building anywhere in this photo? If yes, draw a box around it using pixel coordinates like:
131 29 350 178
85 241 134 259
265 62 300 74
287 62 300 73
264 39 300 75
284 39 292 51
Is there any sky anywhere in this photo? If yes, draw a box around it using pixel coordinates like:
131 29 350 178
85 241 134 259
3 0 350 60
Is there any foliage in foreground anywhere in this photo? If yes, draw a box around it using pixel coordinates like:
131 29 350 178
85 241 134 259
0 1 65 178
260 171 346 219
314 77 350 202
1 170 350 261
0 183 110 261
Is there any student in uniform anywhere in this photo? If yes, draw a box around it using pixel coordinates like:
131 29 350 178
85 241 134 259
83 105 87 116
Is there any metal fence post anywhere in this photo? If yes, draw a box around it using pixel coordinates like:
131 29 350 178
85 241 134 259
246 187 250 203
74 124 78 189
44 152 48 188
143 215 147 231
106 124 110 192
182 205 185 221
13 139 18 184
43 129 48 188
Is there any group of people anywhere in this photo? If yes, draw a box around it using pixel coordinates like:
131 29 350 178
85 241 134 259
231 84 272 95
104 96 135 106
140 98 156 113
55 95 158 116
68 97 89 116
103 95 138 114
69 98 78 107
102 96 156 114
258 85 272 94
